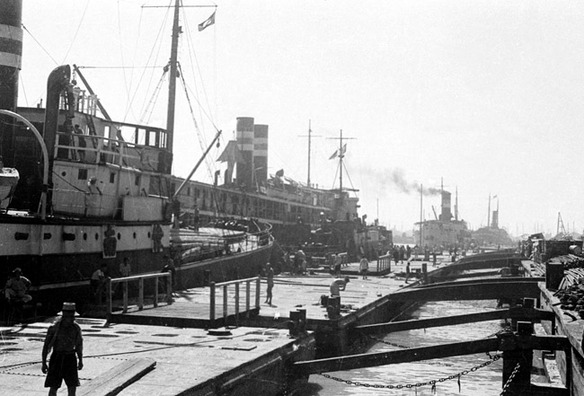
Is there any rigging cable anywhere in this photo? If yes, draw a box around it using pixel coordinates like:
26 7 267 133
140 68 168 125
177 62 217 182
122 1 172 125
59 0 90 65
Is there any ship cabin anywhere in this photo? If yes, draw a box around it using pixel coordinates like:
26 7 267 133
5 66 172 223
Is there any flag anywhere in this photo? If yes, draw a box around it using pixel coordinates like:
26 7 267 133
275 169 284 177
198 11 216 31
329 143 347 160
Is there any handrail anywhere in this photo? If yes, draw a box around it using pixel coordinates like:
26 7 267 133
106 272 172 317
377 254 392 273
209 276 261 327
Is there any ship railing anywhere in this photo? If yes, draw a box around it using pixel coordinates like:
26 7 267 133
209 276 260 328
377 253 392 273
54 132 163 172
105 272 173 317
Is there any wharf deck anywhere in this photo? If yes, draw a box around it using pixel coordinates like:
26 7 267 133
0 318 313 395
109 258 447 329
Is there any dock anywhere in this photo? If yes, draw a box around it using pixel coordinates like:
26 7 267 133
3 251 583 395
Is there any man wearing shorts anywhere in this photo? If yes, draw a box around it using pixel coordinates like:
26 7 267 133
42 302 83 395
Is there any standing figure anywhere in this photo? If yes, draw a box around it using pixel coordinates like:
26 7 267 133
119 257 131 278
73 124 86 161
359 256 369 279
264 262 274 306
90 264 107 304
42 302 83 396
4 267 32 303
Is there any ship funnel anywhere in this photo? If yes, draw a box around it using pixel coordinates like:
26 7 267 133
439 190 452 221
236 117 254 189
0 0 23 163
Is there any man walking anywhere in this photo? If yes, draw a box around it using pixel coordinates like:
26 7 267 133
264 262 274 306
42 302 83 396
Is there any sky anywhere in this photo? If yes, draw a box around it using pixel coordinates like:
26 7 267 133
17 0 584 237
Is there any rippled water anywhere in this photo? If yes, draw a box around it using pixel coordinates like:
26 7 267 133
307 300 506 395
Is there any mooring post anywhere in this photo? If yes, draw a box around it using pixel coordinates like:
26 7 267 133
422 263 428 284
545 262 564 290
501 321 534 391
209 281 216 328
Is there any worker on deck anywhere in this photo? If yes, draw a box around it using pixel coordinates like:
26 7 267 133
330 276 350 297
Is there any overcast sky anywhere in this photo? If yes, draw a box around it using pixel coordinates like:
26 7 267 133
19 0 584 237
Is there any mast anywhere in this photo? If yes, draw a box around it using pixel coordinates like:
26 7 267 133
487 193 491 228
339 129 343 193
165 0 181 153
298 120 320 187
420 184 423 246
308 120 312 186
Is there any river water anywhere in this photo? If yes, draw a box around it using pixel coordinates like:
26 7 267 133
305 300 507 395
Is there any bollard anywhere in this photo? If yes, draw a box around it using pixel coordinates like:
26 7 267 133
422 263 428 284
545 262 564 290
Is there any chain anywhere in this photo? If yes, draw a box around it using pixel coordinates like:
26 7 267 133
364 333 411 349
500 362 520 396
318 352 502 390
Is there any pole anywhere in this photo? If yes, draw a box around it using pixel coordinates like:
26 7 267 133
488 193 491 228
308 120 311 186
165 0 181 154
419 184 423 246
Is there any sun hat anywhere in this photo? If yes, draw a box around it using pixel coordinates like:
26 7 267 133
58 302 79 316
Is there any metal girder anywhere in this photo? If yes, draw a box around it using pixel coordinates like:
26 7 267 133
389 278 544 302
293 335 568 375
354 307 555 335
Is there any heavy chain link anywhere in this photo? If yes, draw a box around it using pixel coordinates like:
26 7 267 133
500 362 520 396
318 352 502 390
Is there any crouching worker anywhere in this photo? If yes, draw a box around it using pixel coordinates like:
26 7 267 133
42 302 83 396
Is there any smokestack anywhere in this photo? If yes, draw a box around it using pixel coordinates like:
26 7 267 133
0 0 23 164
236 117 254 189
253 124 268 186
440 190 452 222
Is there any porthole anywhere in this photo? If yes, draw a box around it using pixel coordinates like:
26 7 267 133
61 171 67 177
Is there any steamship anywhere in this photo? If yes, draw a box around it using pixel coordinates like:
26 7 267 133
0 1 273 311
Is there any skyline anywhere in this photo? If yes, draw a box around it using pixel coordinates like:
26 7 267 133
17 0 584 237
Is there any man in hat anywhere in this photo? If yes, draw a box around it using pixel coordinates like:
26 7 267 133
4 267 32 303
42 302 83 396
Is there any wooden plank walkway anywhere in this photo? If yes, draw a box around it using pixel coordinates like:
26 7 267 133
110 256 453 329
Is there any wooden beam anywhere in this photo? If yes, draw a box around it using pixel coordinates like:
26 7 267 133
355 307 556 334
293 335 569 375
294 338 500 375
389 279 543 301
78 358 156 396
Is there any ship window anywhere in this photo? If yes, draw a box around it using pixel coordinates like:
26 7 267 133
117 233 121 240
110 173 115 183
95 233 99 240
148 231 151 238
135 174 141 186
133 232 136 239
78 169 88 180
83 233 87 240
